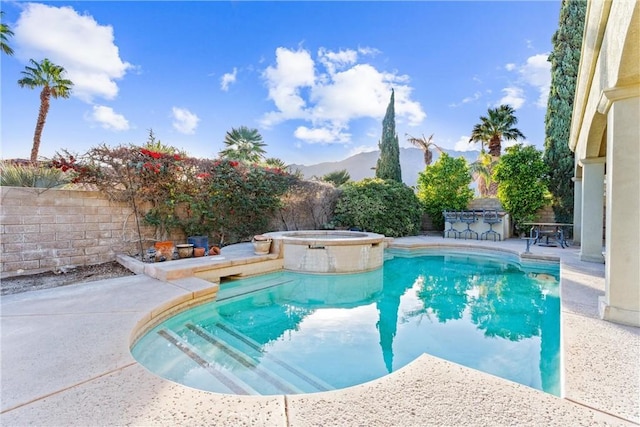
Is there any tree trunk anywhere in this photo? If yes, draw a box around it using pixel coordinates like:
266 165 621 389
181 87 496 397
424 150 432 166
487 181 498 197
488 135 501 157
30 87 50 163
477 174 489 198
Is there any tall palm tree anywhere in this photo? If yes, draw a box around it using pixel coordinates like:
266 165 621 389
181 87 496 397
1 11 14 56
18 58 74 162
469 105 525 157
405 133 443 166
219 126 267 163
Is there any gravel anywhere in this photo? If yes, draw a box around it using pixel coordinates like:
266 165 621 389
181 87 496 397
1 261 135 296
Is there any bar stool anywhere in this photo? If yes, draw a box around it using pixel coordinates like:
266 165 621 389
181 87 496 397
443 210 460 238
480 209 502 241
459 211 479 240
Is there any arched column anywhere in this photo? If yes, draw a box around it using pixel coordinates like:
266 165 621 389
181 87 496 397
599 95 640 326
578 158 605 263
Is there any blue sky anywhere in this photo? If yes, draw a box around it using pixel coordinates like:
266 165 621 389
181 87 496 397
1 1 561 165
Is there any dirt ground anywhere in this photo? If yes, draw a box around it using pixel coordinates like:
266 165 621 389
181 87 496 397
1 261 135 296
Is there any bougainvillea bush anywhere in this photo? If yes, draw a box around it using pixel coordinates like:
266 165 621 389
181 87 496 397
52 145 296 245
180 158 295 245
52 144 187 241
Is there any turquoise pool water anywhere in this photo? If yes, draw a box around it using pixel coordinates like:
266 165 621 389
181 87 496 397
132 249 561 396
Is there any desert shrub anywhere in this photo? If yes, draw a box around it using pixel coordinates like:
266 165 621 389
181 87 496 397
334 178 422 237
416 153 474 230
494 144 550 234
0 161 73 188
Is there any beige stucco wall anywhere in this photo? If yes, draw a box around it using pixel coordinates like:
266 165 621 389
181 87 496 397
570 0 639 160
569 0 639 326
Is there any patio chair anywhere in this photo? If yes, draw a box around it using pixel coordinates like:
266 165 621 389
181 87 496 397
443 210 460 238
480 209 501 241
459 211 479 240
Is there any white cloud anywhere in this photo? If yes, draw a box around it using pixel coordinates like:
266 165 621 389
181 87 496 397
262 47 316 125
519 54 551 108
261 46 426 144
86 105 129 131
449 91 482 108
310 64 397 123
171 107 199 134
294 125 350 144
318 47 358 75
393 85 426 126
220 68 237 91
357 46 381 57
454 135 481 152
500 53 551 109
13 3 132 103
497 87 525 110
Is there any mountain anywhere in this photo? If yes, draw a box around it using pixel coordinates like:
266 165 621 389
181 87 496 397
289 147 478 187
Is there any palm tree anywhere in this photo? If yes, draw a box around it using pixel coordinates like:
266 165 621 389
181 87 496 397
406 133 443 166
1 11 14 56
219 126 267 163
469 105 525 157
262 157 287 169
18 58 74 163
322 169 350 187
469 151 498 197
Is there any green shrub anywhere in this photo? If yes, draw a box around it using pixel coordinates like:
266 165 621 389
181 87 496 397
416 153 474 230
0 161 72 188
494 144 550 234
334 178 422 237
183 159 296 245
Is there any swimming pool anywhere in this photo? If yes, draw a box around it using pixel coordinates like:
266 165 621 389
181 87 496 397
131 249 561 396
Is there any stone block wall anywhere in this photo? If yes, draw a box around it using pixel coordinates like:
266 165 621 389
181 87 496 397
0 187 153 278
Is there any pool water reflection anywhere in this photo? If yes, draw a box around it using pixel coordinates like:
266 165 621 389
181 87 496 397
132 250 560 396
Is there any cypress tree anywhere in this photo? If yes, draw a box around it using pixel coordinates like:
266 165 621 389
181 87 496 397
544 0 586 223
375 89 402 182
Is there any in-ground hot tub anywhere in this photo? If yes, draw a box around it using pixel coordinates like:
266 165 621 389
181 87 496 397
264 230 385 273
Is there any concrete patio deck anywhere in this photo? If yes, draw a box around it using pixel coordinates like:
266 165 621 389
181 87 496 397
1 236 638 426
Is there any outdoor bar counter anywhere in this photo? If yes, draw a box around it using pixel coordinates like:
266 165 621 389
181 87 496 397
443 210 512 241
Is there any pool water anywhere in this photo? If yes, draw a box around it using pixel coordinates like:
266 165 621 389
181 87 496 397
132 250 561 396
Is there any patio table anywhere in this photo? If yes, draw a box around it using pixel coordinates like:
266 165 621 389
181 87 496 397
521 222 573 248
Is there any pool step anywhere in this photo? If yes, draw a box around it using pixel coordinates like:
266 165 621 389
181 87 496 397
156 329 258 395
184 323 304 395
212 321 333 393
217 275 295 301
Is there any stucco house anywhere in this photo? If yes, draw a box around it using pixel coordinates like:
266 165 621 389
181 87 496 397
569 0 639 326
